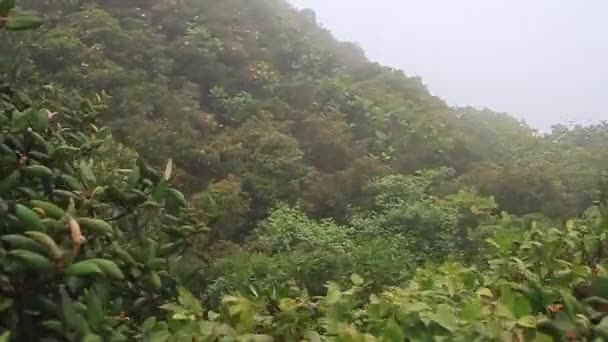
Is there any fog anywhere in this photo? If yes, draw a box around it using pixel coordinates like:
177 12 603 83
290 0 607 130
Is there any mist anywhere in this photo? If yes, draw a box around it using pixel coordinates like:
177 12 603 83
290 0 607 130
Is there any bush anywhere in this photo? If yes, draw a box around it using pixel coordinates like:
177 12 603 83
0 81 205 340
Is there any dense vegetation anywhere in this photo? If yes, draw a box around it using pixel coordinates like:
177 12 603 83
1 0 607 340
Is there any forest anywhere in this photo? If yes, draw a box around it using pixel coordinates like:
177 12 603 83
0 0 608 340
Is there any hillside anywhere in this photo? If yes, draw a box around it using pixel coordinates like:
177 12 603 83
1 0 608 340
3 0 605 228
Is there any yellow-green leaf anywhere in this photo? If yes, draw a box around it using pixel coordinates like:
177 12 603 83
517 315 537 328
350 273 364 286
476 287 493 298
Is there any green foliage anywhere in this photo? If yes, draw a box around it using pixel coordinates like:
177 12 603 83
5 0 603 229
191 175 251 241
145 200 608 341
255 204 353 253
0 79 207 340
1 0 608 340
351 169 497 262
205 204 355 300
209 87 256 127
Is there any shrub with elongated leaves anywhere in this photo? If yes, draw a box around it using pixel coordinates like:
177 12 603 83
0 6 261 340
0 30 206 340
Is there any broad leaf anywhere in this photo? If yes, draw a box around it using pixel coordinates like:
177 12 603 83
433 304 459 332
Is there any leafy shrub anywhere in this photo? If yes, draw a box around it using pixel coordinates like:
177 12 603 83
0 69 206 340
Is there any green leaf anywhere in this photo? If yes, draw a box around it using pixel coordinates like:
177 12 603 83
511 294 533 318
305 331 322 342
560 290 584 318
127 165 141 188
11 108 32 131
495 303 515 320
159 303 187 315
446 278 456 297
31 108 50 132
237 335 273 342
148 330 170 342
485 238 501 250
278 298 300 312
382 320 405 342
89 258 124 280
208 310 221 321
152 180 169 202
5 13 42 31
142 317 156 333
0 298 13 312
583 296 608 306
461 298 482 321
433 304 459 332
60 287 90 335
583 236 599 255
84 289 104 329
517 315 537 328
325 282 342 304
402 301 431 313
82 334 103 342
248 285 259 298
534 332 555 342
78 160 97 190
199 321 218 338
476 287 493 298
350 273 364 286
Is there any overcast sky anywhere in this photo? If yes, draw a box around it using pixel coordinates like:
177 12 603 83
289 0 607 129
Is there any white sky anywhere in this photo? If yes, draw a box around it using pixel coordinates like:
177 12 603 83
289 0 607 129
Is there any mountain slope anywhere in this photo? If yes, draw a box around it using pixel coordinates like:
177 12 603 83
2 0 606 229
